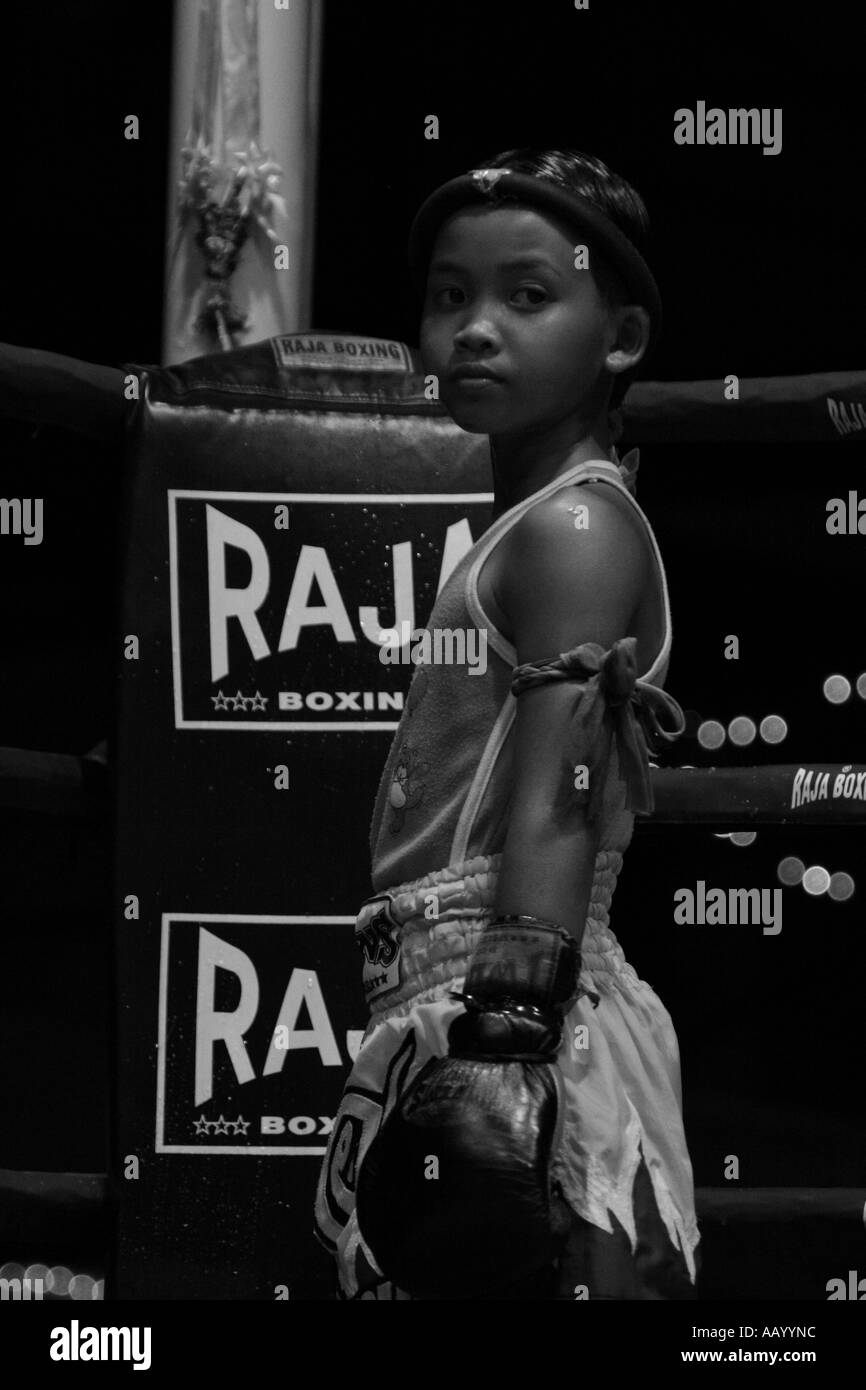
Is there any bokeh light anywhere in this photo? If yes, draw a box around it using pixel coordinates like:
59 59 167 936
759 714 788 744
728 716 757 747
2 1264 102 1298
730 831 757 846
697 720 725 750
802 865 831 895
48 1266 72 1296
828 872 855 902
777 856 805 886
823 674 851 704
69 1273 95 1300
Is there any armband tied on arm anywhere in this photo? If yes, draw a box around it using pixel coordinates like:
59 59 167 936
510 635 687 824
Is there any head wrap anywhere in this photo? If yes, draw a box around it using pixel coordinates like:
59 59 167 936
407 166 662 360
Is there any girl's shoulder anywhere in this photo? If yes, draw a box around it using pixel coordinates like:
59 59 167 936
505 477 650 567
496 483 652 639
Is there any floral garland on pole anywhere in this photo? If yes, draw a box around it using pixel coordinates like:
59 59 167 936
174 136 287 352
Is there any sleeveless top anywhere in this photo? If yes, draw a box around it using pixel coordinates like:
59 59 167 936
368 453 677 893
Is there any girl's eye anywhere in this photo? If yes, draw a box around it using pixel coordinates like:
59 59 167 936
430 286 465 306
512 286 548 306
428 285 549 308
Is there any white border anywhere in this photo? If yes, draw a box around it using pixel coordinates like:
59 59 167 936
156 911 356 1156
167 489 492 731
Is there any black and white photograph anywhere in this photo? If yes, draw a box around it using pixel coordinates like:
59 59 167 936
1 0 864 1360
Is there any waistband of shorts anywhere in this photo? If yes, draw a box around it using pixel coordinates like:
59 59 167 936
361 852 612 1021
360 855 495 1019
379 853 499 924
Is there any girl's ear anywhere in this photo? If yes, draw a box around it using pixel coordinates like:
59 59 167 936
605 304 651 378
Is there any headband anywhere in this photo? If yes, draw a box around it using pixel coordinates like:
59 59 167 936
407 167 662 358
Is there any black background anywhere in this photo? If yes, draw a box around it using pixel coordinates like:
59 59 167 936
0 0 864 1282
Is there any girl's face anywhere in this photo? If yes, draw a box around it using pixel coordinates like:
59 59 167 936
419 204 617 438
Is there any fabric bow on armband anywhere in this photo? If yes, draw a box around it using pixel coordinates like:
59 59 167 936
510 635 686 825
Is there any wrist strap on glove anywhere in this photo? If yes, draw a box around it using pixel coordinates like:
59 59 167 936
451 914 581 1027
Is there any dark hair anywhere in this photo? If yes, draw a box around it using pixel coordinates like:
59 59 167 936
478 147 652 425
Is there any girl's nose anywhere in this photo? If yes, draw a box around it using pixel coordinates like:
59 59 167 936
454 318 498 349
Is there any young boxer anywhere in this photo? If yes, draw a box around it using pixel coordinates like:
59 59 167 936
315 147 699 1301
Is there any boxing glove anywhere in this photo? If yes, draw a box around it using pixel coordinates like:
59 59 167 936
355 915 581 1298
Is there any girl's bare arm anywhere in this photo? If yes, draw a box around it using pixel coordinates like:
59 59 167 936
493 486 651 946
